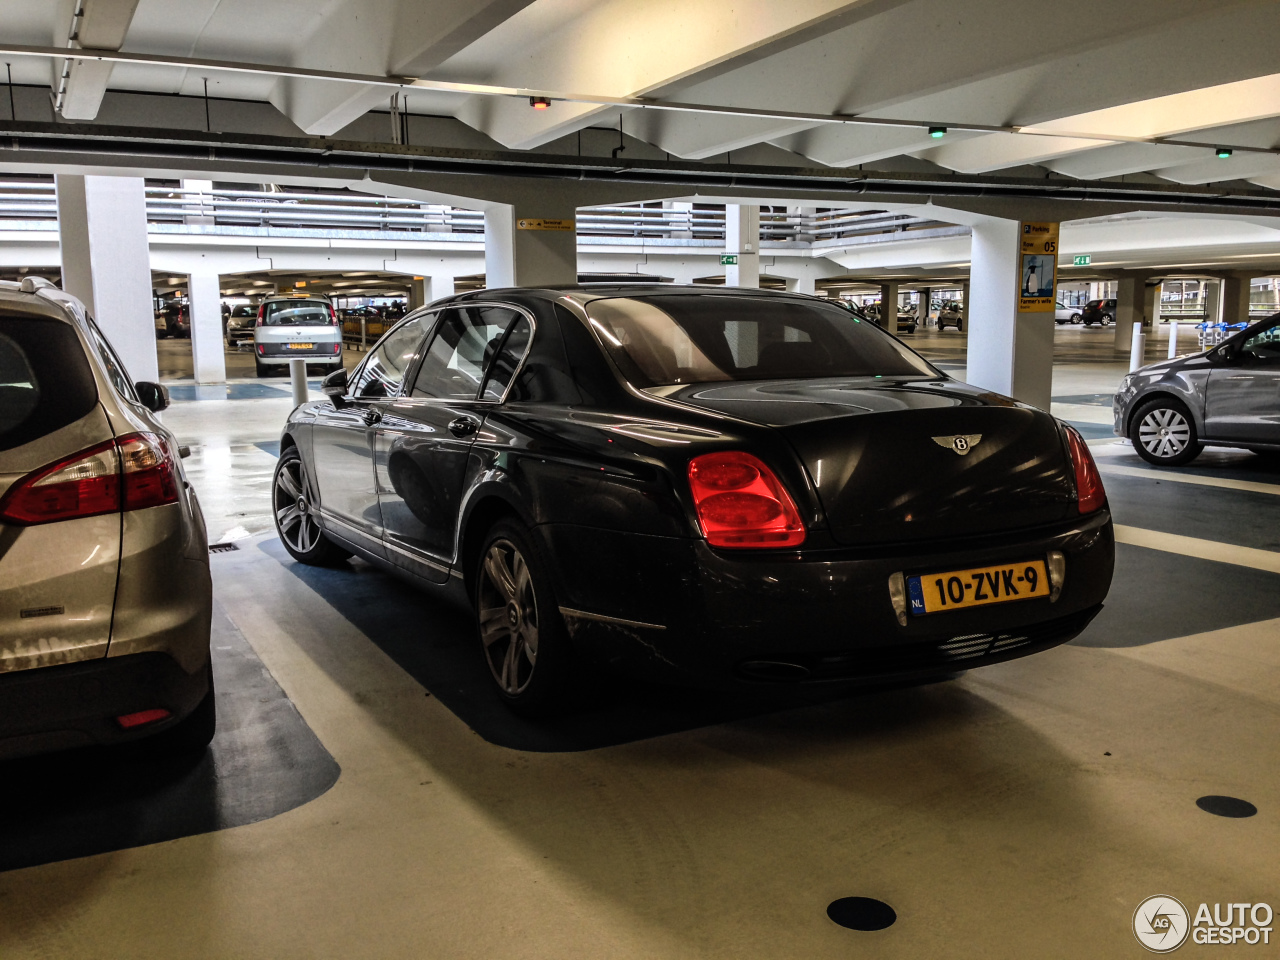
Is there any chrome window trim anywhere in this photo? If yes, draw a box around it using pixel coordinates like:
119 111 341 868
558 607 667 631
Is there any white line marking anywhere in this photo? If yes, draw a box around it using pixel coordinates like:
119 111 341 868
1114 525 1280 574
1100 463 1280 496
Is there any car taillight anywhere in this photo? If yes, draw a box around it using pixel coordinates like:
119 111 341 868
1064 425 1105 514
0 433 179 526
117 707 171 729
687 451 805 548
257 344 265 355
256 304 265 327
333 342 342 354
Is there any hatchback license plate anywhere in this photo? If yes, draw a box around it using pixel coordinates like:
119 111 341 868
908 560 1049 615
287 342 314 350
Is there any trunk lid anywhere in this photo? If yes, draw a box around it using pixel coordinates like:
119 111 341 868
663 378 1077 545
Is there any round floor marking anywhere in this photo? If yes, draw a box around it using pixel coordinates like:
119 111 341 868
1196 795 1257 818
827 897 896 931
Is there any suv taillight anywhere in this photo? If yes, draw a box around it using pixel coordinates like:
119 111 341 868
687 451 805 548
1064 425 1105 514
0 433 179 526
256 304 265 327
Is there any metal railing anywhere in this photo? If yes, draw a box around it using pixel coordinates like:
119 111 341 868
0 178 953 243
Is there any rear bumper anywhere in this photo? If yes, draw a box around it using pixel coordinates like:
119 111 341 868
539 510 1114 688
0 652 210 760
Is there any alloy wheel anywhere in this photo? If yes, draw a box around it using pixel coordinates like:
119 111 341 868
274 456 323 554
477 539 539 695
1138 407 1191 460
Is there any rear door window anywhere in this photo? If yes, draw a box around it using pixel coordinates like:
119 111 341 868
0 315 98 452
263 299 334 326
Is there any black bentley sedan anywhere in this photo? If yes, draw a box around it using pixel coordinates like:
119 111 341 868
274 286 1114 714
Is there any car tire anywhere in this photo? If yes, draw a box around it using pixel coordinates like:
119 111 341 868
1131 398 1203 466
255 358 269 378
1071 313 1082 324
273 447 352 565
474 519 580 717
1103 313 1114 324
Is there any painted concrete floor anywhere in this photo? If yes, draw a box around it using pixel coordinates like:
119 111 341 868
2 332 1278 958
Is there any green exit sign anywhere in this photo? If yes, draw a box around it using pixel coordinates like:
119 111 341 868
719 254 738 266
1073 255 1091 266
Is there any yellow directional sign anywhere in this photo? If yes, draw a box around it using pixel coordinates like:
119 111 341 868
516 218 575 231
1018 221 1059 313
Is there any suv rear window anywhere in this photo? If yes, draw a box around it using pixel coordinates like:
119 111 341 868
584 295 937 387
0 315 98 452
263 299 334 326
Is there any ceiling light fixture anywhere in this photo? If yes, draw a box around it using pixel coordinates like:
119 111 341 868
1216 147 1233 158
529 97 551 110
929 126 947 139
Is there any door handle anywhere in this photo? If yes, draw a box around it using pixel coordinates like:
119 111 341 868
363 408 383 426
448 416 479 438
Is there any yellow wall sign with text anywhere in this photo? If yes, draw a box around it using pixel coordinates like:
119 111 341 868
516 218 575 231
1018 221 1059 313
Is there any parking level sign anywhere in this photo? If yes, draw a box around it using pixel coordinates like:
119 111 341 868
1018 222 1059 313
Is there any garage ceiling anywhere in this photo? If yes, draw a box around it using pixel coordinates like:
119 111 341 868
1 0 1279 193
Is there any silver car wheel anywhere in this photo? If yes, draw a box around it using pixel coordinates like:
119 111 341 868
274 456 322 554
478 539 539 695
1138 407 1191 460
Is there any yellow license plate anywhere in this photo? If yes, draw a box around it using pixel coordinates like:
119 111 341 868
287 342 314 350
908 560 1049 615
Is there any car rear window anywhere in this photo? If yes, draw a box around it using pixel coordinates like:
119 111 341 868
0 314 98 452
263 299 334 326
584 295 938 387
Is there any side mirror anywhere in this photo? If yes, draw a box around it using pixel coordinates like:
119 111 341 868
135 381 170 412
322 366 350 408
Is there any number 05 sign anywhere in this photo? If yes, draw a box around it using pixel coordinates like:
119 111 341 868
1018 221 1059 313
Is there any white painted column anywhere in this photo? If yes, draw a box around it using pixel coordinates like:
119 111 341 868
965 218 1058 407
961 281 970 328
484 201 578 288
723 205 760 288
1204 279 1222 324
181 179 214 225
409 277 428 310
791 275 817 296
55 174 158 383
187 269 226 385
919 286 932 326
428 275 455 301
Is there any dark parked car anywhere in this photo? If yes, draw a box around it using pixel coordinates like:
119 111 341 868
162 301 191 338
1081 299 1115 326
275 286 1114 714
1114 314 1280 465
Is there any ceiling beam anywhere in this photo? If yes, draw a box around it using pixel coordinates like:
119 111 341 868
55 0 141 121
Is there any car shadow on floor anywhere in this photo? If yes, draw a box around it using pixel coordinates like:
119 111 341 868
264 539 908 753
0 603 339 872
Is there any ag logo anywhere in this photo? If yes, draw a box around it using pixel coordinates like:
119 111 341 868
932 434 982 456
1134 896 1190 953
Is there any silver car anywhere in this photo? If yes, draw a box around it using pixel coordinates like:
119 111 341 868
253 295 344 378
0 278 213 759
1113 314 1280 465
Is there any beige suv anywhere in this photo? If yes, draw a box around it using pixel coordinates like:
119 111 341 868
0 279 213 759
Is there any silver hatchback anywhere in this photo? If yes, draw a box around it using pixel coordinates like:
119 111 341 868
253 295 344 377
0 279 213 759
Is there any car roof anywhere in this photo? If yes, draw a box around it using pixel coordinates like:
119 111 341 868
446 283 826 306
0 281 79 322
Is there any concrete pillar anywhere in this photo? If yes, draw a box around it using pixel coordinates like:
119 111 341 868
429 275 455 301
1221 275 1251 325
55 174 159 383
961 281 970 327
879 282 899 331
724 205 760 288
409 277 428 310
1205 279 1222 323
964 219 1055 409
791 275 817 296
1143 281 1159 330
1113 275 1143 351
919 286 932 326
484 200 578 288
188 269 226 385
666 201 694 239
